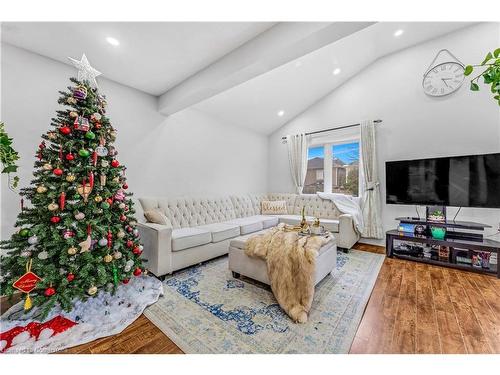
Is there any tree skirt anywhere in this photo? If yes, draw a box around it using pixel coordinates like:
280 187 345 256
0 275 163 353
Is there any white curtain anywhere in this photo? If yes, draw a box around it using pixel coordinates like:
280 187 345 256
286 134 308 194
360 120 383 239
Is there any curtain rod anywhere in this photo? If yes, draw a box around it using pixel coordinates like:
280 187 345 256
281 119 382 142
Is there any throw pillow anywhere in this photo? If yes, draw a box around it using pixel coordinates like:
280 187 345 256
144 209 171 226
261 200 287 215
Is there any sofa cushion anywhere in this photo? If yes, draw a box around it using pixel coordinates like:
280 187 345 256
261 200 287 215
250 215 279 229
224 217 264 235
171 227 212 252
143 209 172 226
197 223 240 243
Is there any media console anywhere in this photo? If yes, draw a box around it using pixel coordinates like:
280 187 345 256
386 218 500 278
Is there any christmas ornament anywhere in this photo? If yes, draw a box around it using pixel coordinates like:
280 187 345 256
67 273 75 282
133 229 140 238
68 54 102 89
47 131 57 140
122 183 128 190
74 116 90 132
73 85 88 100
44 287 56 297
53 168 63 176
69 111 78 118
67 96 77 105
48 202 59 211
126 240 134 248
124 205 130 212
92 151 98 166
113 251 122 260
87 286 98 295
78 148 90 158
108 146 117 156
94 195 103 203
59 126 71 135
65 153 75 161
95 145 108 157
42 163 52 171
19 228 31 238
118 202 126 209
107 230 113 248
120 215 127 222
101 160 109 168
90 112 102 122
74 212 85 220
116 230 125 239
88 172 94 188
111 160 120 168
79 235 92 253
62 229 75 239
114 189 125 201
103 254 113 263
85 130 96 140
28 235 38 245
94 123 102 129
112 265 118 285
12 259 41 311
133 247 142 255
67 247 77 255
50 216 61 224
21 251 32 258
122 278 129 284
129 221 137 227
133 268 142 276
66 173 76 182
101 202 110 210
109 131 117 142
77 182 92 203
98 238 108 247
100 174 107 186
38 251 49 260
59 192 66 210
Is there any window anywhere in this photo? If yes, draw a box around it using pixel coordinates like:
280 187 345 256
304 146 324 194
304 141 360 196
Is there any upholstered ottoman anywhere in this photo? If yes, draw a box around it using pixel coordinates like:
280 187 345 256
228 232 337 286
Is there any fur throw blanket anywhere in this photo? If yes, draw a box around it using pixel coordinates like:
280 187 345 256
245 223 331 323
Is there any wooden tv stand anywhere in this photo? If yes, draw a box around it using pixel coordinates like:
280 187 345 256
386 228 500 278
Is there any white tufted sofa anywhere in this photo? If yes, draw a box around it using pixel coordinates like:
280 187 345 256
137 193 360 276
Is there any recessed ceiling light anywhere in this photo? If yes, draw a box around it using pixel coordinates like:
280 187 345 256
332 68 341 75
394 29 404 37
106 37 120 46
277 110 285 117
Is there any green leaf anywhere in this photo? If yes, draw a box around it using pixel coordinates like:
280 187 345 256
482 52 493 65
470 82 480 91
1 165 17 173
464 65 473 76
494 48 500 58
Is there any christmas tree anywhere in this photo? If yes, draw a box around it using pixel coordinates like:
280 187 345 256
0 55 145 318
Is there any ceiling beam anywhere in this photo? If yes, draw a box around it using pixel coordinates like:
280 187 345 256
158 22 375 116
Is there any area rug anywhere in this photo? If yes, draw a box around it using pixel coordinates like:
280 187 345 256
1 275 163 353
144 249 384 353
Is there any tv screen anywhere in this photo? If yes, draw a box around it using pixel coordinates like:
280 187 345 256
385 152 500 208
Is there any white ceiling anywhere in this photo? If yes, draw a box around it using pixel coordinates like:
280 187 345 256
1 22 275 95
194 22 472 134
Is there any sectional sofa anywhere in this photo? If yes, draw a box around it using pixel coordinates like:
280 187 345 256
137 193 360 277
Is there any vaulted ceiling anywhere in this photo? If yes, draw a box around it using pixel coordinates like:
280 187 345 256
2 21 473 134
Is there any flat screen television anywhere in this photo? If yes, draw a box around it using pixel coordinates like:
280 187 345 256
385 152 500 208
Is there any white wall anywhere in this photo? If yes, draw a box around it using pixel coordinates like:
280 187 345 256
1 44 268 238
268 23 500 244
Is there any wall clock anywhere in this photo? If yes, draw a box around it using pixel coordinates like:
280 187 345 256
422 49 465 97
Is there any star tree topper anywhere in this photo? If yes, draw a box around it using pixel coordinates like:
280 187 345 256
68 54 102 88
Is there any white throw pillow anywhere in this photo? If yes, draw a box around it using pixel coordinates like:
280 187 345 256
261 200 287 215
144 209 171 226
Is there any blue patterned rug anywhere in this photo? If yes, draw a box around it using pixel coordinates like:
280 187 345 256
144 249 384 353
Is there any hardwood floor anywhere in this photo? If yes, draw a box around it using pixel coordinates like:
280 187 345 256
5 243 499 354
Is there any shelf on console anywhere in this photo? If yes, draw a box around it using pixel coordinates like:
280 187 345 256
395 217 491 230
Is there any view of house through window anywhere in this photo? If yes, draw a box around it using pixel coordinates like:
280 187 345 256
304 141 360 196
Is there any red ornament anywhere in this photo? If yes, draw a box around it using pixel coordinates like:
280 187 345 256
106 198 113 205
88 172 94 189
13 272 41 294
95 123 102 129
120 215 127 222
107 230 113 249
59 192 66 210
133 268 142 276
44 287 56 297
126 240 133 248
111 160 120 168
122 184 128 190
53 168 63 176
133 247 142 255
126 226 133 233
66 273 75 282
122 278 129 284
92 151 98 166
50 216 61 224
59 126 71 135
65 153 74 161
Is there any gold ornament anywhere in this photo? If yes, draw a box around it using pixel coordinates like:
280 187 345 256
79 235 92 253
36 185 47 193
100 174 106 186
101 160 109 168
48 202 59 211
47 132 57 140
118 202 126 209
103 254 113 263
67 246 77 255
109 130 117 141
116 230 125 239
66 174 76 182
112 177 120 183
69 111 78 118
77 184 92 203
94 195 103 203
113 251 122 260
67 97 77 105
87 286 98 295
129 221 137 227
42 163 52 171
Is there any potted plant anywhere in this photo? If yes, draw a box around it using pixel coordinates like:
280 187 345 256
464 48 500 106
0 122 20 189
